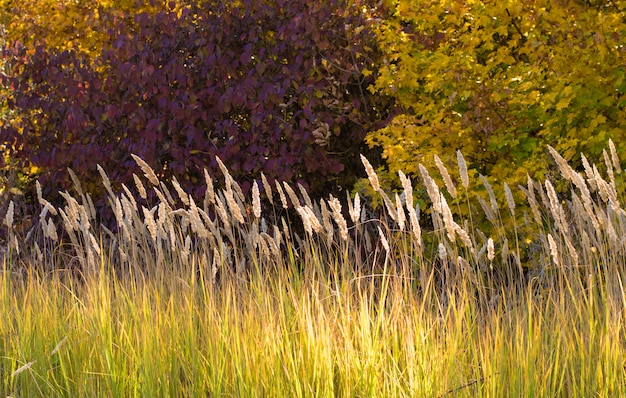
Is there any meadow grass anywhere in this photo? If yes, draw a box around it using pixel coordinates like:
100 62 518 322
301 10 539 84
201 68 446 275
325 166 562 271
1 144 626 397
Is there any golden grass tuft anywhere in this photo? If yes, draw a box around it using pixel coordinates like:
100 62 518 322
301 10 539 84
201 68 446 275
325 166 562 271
2 143 626 396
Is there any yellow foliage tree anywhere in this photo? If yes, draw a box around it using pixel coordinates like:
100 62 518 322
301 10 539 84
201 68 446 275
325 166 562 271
367 0 626 192
0 0 171 56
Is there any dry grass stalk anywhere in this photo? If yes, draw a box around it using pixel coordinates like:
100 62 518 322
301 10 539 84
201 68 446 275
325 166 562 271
131 154 160 186
434 154 457 198
360 154 380 192
457 150 470 189
252 181 262 219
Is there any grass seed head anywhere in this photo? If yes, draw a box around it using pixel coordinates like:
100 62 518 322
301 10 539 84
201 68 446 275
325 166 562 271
457 150 469 189
360 154 380 192
252 181 262 219
434 154 457 198
609 138 621 173
260 172 273 205
131 154 160 186
4 200 14 229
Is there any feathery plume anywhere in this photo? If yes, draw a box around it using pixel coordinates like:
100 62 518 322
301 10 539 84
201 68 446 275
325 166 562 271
580 153 597 191
438 242 447 260
67 167 84 197
320 200 334 245
360 154 380 192
46 218 58 242
348 192 361 224
143 206 158 242
487 238 495 261
131 154 160 186
97 164 115 198
328 195 348 241
133 174 147 200
457 150 469 189
526 175 543 226
419 164 441 213
547 145 575 181
215 156 233 188
609 138 621 173
297 183 313 208
224 188 245 224
408 207 422 247
204 169 215 207
480 175 499 213
4 200 14 229
283 182 300 208
378 226 390 254
275 180 289 209
398 170 414 209
504 182 515 215
434 154 457 198
172 176 190 206
252 181 262 219
440 194 456 242
381 191 399 224
260 172 273 205
603 149 615 188
548 234 559 266
395 193 406 231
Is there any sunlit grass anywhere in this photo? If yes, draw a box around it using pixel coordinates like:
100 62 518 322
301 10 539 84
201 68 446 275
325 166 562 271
1 144 626 396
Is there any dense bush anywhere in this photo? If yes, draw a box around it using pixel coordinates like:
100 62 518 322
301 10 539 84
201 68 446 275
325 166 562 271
365 0 626 199
0 0 393 222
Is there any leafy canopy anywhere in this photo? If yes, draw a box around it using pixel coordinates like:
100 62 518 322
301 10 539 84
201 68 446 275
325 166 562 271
367 0 626 191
